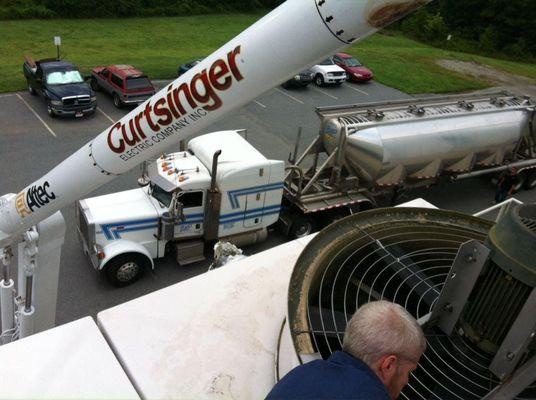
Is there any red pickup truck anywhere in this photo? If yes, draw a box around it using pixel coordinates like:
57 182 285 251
90 65 155 108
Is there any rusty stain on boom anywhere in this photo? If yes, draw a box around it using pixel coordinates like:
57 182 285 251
367 0 428 28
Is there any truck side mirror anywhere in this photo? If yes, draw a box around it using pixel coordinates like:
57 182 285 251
170 192 185 221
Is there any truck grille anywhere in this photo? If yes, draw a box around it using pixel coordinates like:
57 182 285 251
62 95 91 106
76 201 94 249
330 71 346 77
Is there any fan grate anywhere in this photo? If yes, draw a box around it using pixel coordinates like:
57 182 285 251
288 208 536 399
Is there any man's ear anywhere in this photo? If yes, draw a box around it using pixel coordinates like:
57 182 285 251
378 354 398 382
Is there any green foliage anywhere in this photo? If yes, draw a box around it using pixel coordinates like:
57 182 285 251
0 0 56 19
398 0 536 60
0 0 282 19
424 13 448 42
478 26 499 53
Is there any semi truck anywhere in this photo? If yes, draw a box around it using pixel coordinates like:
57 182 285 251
76 92 536 286
0 0 435 340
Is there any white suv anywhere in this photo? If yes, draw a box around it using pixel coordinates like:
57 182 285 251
310 58 347 86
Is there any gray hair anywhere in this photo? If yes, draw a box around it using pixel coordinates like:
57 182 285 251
342 301 426 366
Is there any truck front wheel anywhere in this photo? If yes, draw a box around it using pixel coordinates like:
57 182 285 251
27 80 36 95
47 102 56 118
105 253 148 287
314 74 324 87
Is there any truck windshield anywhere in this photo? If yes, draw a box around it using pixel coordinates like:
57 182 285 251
151 184 172 207
46 70 84 85
126 77 152 90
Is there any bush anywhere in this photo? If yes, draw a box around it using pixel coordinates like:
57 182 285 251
478 26 499 53
424 13 448 42
0 0 278 19
399 8 430 40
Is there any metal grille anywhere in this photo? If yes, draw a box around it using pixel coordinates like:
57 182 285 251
288 208 536 400
461 264 531 353
62 95 90 106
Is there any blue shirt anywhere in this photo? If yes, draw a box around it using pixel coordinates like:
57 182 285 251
266 351 390 400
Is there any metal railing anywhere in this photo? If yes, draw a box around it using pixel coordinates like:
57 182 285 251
473 197 524 221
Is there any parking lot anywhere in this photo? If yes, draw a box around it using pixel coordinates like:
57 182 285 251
1 79 535 325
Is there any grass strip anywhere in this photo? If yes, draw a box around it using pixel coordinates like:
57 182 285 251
0 15 534 94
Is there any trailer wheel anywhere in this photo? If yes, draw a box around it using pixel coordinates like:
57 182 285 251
524 171 536 190
512 172 527 193
105 253 148 287
290 216 314 239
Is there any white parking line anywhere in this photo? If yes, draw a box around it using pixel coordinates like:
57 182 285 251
16 94 56 138
274 87 304 104
343 83 369 95
309 86 338 100
97 106 115 123
253 100 266 108
0 93 15 98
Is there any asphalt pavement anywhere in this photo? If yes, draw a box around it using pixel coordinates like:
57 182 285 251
0 80 534 325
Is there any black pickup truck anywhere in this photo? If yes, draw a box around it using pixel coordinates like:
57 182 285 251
23 57 97 118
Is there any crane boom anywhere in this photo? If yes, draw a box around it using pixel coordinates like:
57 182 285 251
0 0 428 245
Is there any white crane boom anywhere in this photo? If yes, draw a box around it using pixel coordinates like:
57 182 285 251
0 0 429 245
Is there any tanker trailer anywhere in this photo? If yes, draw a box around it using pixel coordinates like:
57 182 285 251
280 92 536 238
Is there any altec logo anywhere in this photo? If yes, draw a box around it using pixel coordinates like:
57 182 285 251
107 45 244 154
15 181 56 218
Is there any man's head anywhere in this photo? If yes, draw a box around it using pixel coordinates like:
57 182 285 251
342 301 426 399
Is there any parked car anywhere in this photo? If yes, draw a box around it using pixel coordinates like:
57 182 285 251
281 69 314 88
178 58 204 76
23 56 96 118
309 58 347 86
90 65 155 108
332 53 373 82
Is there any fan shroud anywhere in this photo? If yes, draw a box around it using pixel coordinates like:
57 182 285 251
288 207 536 400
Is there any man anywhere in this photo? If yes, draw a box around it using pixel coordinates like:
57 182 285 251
266 301 426 400
494 167 519 204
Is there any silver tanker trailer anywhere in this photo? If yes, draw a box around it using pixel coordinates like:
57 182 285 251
280 92 536 237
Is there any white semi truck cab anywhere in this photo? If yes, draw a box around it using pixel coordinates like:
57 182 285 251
76 130 284 286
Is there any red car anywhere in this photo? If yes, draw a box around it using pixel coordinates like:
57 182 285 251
90 65 155 108
332 53 373 83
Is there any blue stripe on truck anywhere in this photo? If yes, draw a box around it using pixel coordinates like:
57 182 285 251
99 204 281 240
228 182 284 208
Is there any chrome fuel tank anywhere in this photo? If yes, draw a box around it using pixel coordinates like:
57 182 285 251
320 94 532 186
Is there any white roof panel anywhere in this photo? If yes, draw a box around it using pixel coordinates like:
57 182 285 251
189 131 269 174
97 237 314 399
0 317 139 399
